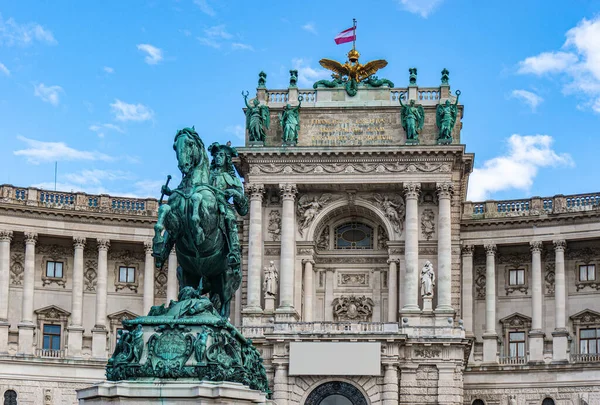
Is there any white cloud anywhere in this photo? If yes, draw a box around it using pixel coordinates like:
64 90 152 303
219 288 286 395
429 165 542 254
103 66 114 74
89 123 125 138
225 125 245 140
33 83 63 106
292 58 331 87
132 180 164 198
511 89 544 111
302 22 317 35
194 0 216 16
205 25 232 39
0 62 9 76
14 135 113 164
517 51 578 75
136 44 163 65
64 169 134 186
103 123 124 133
467 134 573 201
110 99 154 122
396 0 444 18
0 14 57 46
197 37 221 49
231 42 254 51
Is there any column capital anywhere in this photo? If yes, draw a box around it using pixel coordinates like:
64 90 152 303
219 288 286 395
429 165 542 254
97 239 110 252
461 244 474 256
0 230 13 242
403 182 421 199
279 183 297 200
246 183 265 200
73 236 86 249
484 244 496 256
530 240 543 253
553 240 566 252
436 182 454 199
302 258 315 266
387 257 400 265
24 232 37 245
144 240 153 254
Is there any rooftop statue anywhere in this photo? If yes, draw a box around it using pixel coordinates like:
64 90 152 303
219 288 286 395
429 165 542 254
436 90 461 144
106 127 268 393
399 96 424 144
279 96 302 145
243 91 270 142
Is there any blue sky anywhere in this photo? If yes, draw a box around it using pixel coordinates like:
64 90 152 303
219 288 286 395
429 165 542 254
1 0 599 201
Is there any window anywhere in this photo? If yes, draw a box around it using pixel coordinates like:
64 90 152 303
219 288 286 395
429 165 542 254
580 328 600 354
334 222 373 250
119 266 135 283
3 390 17 405
472 401 485 405
509 269 525 286
579 264 596 282
542 399 555 405
42 324 61 351
45 261 63 278
508 332 526 359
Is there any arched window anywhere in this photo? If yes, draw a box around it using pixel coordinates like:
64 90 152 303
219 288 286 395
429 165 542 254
542 399 555 405
334 222 373 250
305 381 367 405
4 390 17 405
472 400 485 405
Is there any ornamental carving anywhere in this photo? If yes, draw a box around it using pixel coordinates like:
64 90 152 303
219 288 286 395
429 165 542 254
316 226 330 251
297 194 340 236
497 252 529 267
475 266 486 299
34 304 70 322
500 313 532 330
155 265 168 298
545 263 555 295
10 253 24 285
84 260 98 291
567 247 599 263
109 249 144 263
264 247 280 256
414 348 441 358
267 210 281 241
332 295 374 321
250 162 451 176
371 193 405 235
318 256 386 264
338 272 369 287
377 226 388 249
421 208 435 240
37 243 70 257
570 309 600 325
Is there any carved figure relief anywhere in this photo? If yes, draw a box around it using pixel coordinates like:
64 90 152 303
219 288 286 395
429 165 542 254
10 253 24 285
316 226 329 251
249 161 452 175
372 193 405 235
332 295 374 321
267 210 281 241
475 266 486 299
545 263 555 295
297 194 336 236
263 261 278 297
377 226 388 249
421 208 435 240
338 272 369 287
84 260 98 292
414 348 441 358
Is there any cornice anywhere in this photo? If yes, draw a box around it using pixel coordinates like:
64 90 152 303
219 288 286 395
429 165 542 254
236 144 470 158
461 209 600 230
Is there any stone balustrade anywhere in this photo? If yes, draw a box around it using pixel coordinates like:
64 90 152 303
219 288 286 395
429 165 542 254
498 355 528 365
463 192 600 220
270 321 398 334
0 184 159 216
570 353 600 363
36 348 65 359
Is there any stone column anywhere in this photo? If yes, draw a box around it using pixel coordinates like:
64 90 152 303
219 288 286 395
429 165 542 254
402 182 420 313
166 247 178 303
324 269 335 322
245 184 264 313
461 245 474 334
0 230 13 354
372 268 381 322
92 239 110 359
483 244 498 363
18 232 37 355
67 236 86 358
529 241 544 363
387 257 399 322
436 182 453 313
277 184 297 314
302 259 315 322
382 364 399 405
552 239 568 362
272 363 288 405
143 241 155 315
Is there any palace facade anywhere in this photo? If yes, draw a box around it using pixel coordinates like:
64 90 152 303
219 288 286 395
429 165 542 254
0 61 599 405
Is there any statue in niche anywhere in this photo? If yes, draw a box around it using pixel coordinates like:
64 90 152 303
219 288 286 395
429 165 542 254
421 208 435 240
399 96 424 143
263 261 279 297
421 261 435 297
279 96 302 145
243 91 270 142
317 226 330 250
373 193 405 235
297 194 333 236
436 90 461 144
267 210 281 241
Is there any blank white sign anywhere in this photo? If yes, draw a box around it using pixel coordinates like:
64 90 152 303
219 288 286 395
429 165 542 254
289 342 381 376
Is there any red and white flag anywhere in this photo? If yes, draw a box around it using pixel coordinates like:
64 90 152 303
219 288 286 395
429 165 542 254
334 27 356 45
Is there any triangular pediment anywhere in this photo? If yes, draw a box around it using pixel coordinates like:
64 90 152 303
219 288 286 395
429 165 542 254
570 309 600 325
107 310 139 323
34 305 71 320
499 312 532 329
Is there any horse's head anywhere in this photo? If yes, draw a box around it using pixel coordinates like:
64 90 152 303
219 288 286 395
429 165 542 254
173 127 209 179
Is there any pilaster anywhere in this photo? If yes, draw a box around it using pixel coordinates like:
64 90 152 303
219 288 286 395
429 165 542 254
92 238 110 359
529 240 544 363
0 230 13 354
483 243 497 363
276 184 298 320
18 232 37 356
68 236 86 358
245 183 264 314
302 259 315 322
552 239 568 362
435 182 454 313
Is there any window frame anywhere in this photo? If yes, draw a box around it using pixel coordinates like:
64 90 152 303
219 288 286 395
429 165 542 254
41 257 68 288
45 261 64 279
118 266 136 283
504 264 529 295
42 323 62 351
114 263 139 293
508 268 525 286
574 261 599 292
579 264 596 282
334 221 374 250
508 331 526 359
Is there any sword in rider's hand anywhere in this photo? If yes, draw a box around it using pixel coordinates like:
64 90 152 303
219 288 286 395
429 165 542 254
159 175 172 206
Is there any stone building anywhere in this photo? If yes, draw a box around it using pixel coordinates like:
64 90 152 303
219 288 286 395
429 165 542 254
0 57 599 404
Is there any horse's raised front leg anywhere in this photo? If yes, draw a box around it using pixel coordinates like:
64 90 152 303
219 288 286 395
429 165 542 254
190 193 205 245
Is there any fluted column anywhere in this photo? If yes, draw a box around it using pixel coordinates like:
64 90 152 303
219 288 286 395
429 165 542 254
387 257 399 322
382 364 399 405
553 240 568 362
67 236 86 358
436 182 453 312
92 239 110 359
245 184 264 313
302 259 315 321
166 247 178 303
529 241 544 362
18 232 37 355
143 241 155 315
402 182 420 312
483 244 497 363
461 245 474 334
0 230 13 354
277 184 297 314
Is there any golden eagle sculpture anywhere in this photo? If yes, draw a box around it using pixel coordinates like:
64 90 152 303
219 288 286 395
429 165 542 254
314 49 392 96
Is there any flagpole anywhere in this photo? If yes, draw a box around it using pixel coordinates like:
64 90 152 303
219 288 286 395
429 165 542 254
352 18 357 51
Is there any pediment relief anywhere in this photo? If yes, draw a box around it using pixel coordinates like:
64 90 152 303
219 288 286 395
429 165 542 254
34 305 71 321
499 312 532 329
108 310 139 325
570 309 600 325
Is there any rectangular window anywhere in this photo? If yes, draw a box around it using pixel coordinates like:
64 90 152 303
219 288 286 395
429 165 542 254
579 265 596 282
46 261 63 278
119 266 135 283
42 324 61 351
580 328 600 354
509 331 526 358
509 269 525 286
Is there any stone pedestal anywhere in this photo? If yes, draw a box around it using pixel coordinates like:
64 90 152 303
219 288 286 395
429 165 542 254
17 322 35 356
77 381 267 404
422 296 433 313
67 325 84 358
528 330 545 363
264 295 275 312
92 327 108 359
482 333 498 363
